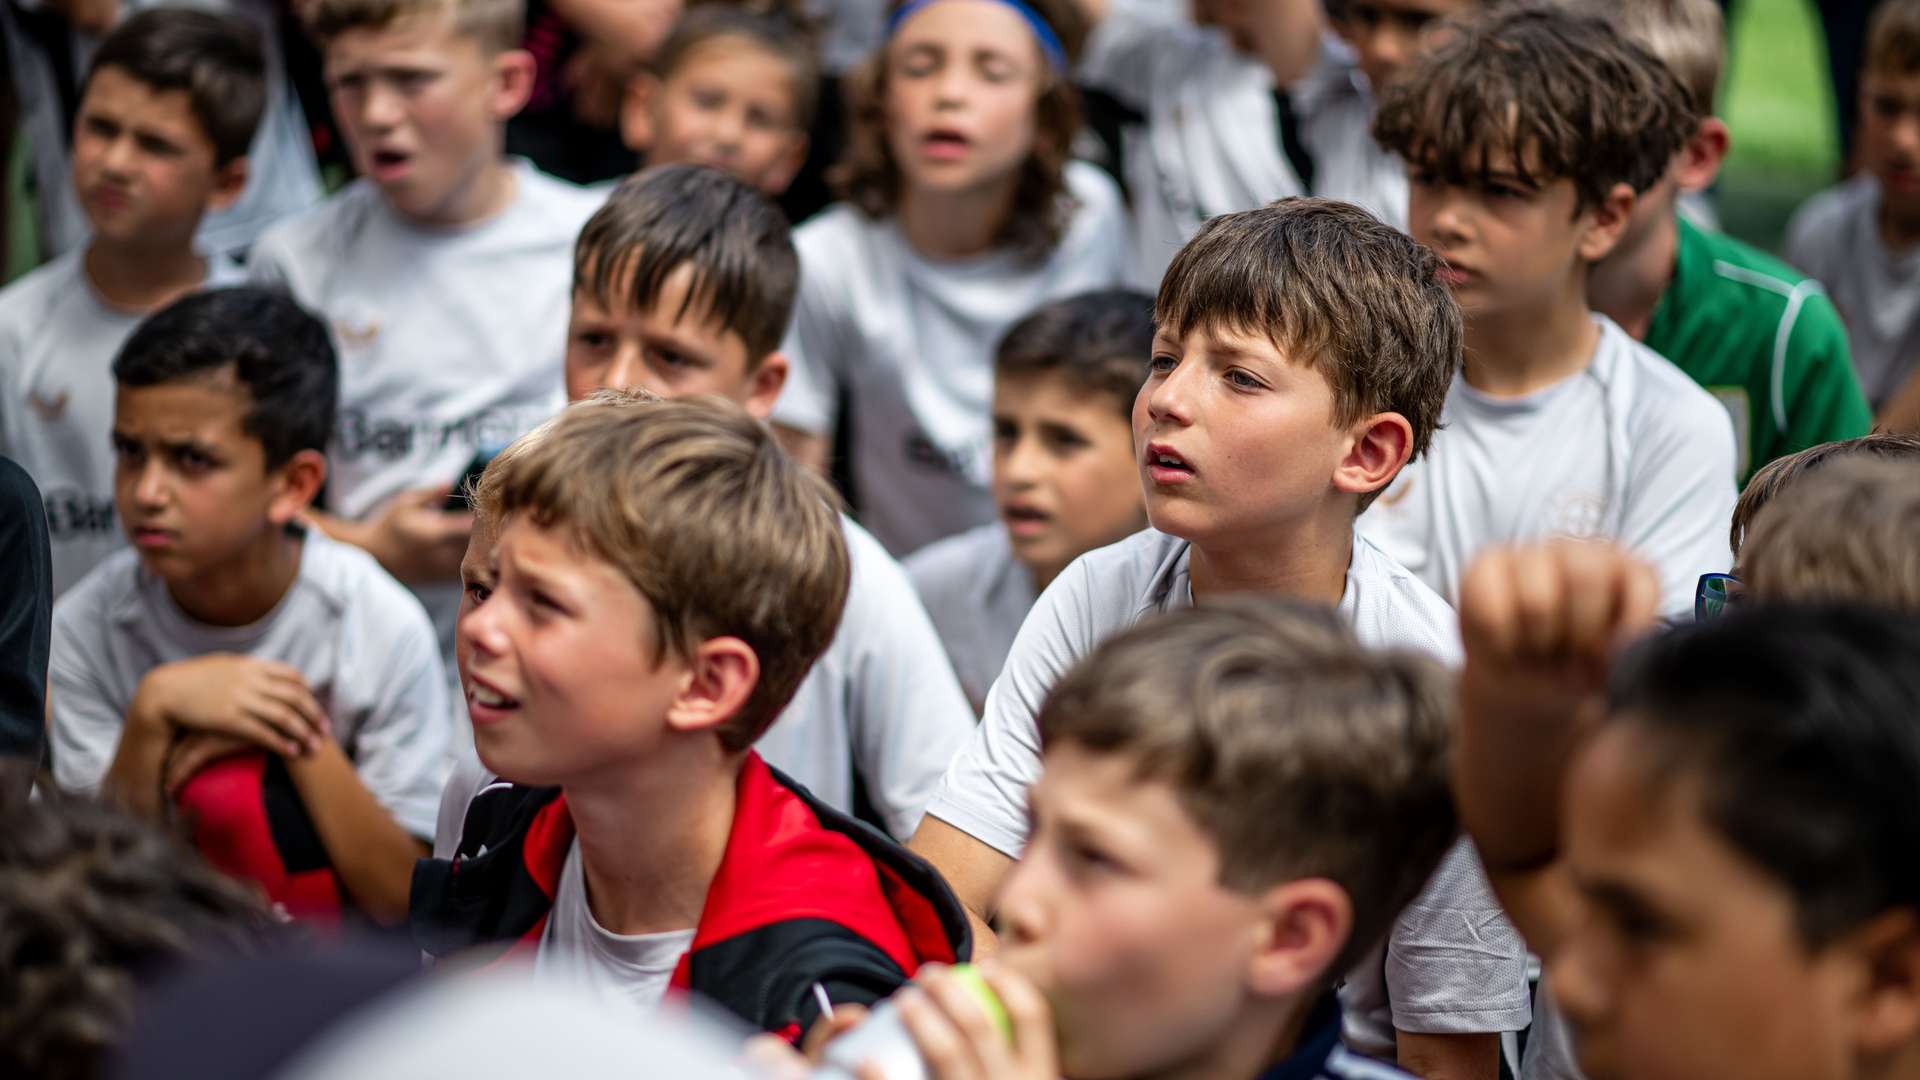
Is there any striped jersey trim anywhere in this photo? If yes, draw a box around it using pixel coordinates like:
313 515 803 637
1709 259 1827 439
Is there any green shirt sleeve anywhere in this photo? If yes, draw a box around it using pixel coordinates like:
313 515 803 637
1775 289 1873 462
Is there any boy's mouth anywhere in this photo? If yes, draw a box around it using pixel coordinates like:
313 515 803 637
368 148 414 180
1144 443 1196 485
1002 503 1053 538
130 525 177 551
922 128 972 161
466 675 521 721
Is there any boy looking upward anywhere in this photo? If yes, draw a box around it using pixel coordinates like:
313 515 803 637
414 397 971 1032
1582 0 1870 485
1365 3 1739 616
48 288 450 926
0 8 259 597
834 598 1462 1080
913 198 1530 1080
250 0 604 683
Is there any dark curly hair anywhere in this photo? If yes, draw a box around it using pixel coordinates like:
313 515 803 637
0 797 276 1080
832 0 1089 261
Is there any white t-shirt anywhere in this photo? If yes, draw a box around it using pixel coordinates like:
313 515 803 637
1357 316 1739 617
924 527 1529 1053
2 0 323 257
1784 175 1920 409
0 249 244 597
47 529 451 837
1079 5 1407 289
435 513 976 854
905 522 1036 713
249 160 603 682
536 838 697 1014
771 161 1131 555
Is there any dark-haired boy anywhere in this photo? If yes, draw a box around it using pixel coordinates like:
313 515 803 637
838 597 1460 1080
439 164 975 840
1455 540 1920 1080
415 396 970 1031
914 198 1530 1078
620 5 817 198
48 287 450 927
1580 0 1870 485
1787 0 1920 421
907 288 1151 711
250 0 604 696
1364 4 1739 617
0 8 261 597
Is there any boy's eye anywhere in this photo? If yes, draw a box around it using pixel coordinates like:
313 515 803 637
992 418 1019 442
897 45 941 78
81 116 119 139
1147 353 1178 374
1042 426 1091 453
1225 368 1264 390
174 447 216 472
463 581 494 607
111 437 142 462
653 348 705 371
976 54 1015 83
136 134 182 158
691 88 725 111
574 329 613 351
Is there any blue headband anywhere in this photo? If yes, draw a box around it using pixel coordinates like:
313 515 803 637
886 0 1069 72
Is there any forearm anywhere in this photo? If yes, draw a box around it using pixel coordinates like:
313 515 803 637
284 740 427 925
1396 1031 1499 1080
101 702 173 820
908 814 1013 956
1452 667 1589 872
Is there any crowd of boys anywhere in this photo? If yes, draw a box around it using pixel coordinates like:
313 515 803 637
2 0 1919 1078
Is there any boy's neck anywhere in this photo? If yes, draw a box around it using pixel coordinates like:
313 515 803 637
1587 213 1679 341
396 156 521 230
1878 189 1920 255
897 176 1019 260
566 742 739 936
1188 508 1353 605
1462 281 1602 399
166 527 303 627
1149 993 1321 1080
83 240 209 313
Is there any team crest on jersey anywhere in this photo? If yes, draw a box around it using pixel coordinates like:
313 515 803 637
27 388 69 421
335 320 381 349
1547 491 1608 539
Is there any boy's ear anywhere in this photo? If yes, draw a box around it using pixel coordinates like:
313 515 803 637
1332 411 1414 500
1845 908 1920 1057
209 156 250 212
621 73 659 152
1246 877 1352 998
267 448 328 527
1673 118 1731 195
489 48 538 121
1576 182 1637 264
743 351 790 422
664 636 760 737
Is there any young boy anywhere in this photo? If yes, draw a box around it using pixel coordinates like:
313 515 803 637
0 8 260 597
1729 431 1920 561
906 288 1152 711
413 396 972 1033
833 598 1461 1080
1582 0 1871 485
47 287 451 927
249 0 604 687
1363 4 1740 617
1075 0 1473 287
1454 541 1920 1080
1738 455 1920 611
456 163 976 840
620 5 817 199
1787 0 1920 419
913 198 1531 1078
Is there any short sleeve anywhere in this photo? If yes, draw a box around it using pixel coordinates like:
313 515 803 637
433 745 495 860
1077 0 1210 110
348 584 454 840
47 594 131 796
1381 840 1532 1035
923 557 1096 857
1619 381 1741 615
838 526 977 839
1776 287 1873 458
770 227 853 437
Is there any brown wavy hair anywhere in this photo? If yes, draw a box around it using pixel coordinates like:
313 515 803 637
832 0 1090 261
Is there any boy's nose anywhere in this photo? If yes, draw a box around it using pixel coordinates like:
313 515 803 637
1144 366 1197 426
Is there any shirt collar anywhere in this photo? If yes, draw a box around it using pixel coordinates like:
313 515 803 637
1253 994 1345 1080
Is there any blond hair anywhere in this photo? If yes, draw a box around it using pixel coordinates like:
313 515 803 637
1729 433 1920 557
1869 0 1920 77
303 0 524 54
1037 597 1457 977
1741 457 1920 612
1593 0 1725 114
475 394 849 750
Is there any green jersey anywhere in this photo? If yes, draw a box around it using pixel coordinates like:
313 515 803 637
1645 217 1872 485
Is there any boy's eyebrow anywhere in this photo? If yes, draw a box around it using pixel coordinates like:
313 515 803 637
1574 870 1680 928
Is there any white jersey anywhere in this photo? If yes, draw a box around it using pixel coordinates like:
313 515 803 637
923 527 1529 1054
1079 4 1406 289
536 838 697 1014
1357 317 1738 617
47 529 451 837
249 159 602 683
435 513 976 854
771 161 1131 555
905 522 1036 713
1784 175 1920 408
2 0 323 257
0 249 243 597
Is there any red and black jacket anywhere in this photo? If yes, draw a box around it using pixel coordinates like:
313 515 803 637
410 752 972 1040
